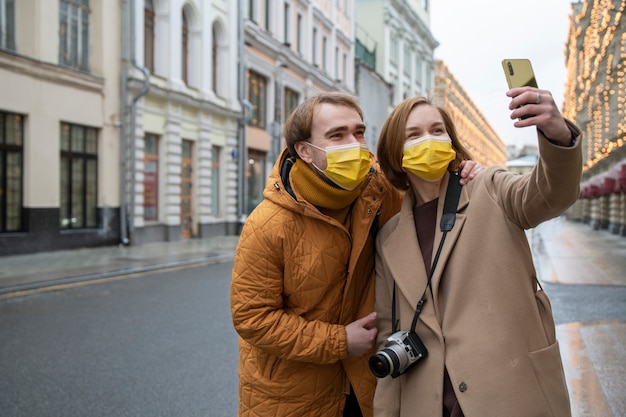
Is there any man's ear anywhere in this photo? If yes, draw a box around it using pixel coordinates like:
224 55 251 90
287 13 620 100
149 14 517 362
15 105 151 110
294 141 313 163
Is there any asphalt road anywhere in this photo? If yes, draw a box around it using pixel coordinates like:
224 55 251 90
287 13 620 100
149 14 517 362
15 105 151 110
0 261 239 417
1 259 624 417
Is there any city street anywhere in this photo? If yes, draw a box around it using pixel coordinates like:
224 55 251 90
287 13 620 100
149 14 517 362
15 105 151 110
0 262 239 417
0 217 625 416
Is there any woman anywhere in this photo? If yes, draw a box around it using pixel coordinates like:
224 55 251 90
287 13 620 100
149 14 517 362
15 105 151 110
372 87 581 417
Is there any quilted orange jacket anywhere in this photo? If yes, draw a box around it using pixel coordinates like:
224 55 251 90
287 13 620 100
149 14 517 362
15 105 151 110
230 149 402 417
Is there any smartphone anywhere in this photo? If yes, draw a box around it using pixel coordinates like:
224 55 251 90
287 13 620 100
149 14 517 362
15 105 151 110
502 59 538 119
502 59 538 89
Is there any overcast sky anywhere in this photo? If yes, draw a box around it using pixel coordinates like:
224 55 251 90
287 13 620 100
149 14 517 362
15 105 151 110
430 0 576 149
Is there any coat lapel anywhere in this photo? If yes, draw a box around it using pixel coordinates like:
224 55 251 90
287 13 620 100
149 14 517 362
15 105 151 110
379 174 469 333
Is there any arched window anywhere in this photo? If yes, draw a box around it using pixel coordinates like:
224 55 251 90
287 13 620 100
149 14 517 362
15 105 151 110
144 0 154 72
182 10 189 84
212 23 218 93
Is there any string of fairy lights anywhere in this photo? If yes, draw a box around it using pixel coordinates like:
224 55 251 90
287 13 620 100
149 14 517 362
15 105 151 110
562 0 626 172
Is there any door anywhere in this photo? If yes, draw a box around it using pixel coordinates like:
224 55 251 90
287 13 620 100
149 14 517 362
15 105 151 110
181 140 193 239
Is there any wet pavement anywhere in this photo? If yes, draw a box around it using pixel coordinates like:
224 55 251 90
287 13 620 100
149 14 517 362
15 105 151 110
0 217 624 416
529 217 626 417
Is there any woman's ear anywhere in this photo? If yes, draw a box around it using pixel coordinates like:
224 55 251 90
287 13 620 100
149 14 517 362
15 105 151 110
294 141 313 163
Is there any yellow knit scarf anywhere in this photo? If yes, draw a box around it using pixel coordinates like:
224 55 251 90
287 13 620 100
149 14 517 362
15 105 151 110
290 159 362 228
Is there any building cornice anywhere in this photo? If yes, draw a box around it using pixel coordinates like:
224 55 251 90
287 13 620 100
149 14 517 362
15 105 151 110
128 77 242 120
0 50 105 94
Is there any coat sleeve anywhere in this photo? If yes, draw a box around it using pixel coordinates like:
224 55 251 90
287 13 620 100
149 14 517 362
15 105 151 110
230 203 348 365
488 119 583 229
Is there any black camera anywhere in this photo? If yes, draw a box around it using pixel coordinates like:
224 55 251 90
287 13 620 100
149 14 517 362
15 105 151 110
368 330 428 378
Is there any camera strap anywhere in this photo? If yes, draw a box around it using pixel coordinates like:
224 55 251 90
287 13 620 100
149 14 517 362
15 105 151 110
392 174 462 334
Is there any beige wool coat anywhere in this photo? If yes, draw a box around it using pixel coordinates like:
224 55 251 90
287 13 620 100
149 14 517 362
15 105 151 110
373 125 582 417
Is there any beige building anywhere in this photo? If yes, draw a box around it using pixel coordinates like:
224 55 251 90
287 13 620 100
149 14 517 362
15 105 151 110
242 0 355 213
128 0 241 244
562 0 626 234
0 0 122 255
433 60 507 168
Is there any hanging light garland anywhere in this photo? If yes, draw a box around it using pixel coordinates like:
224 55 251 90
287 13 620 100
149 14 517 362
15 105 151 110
562 0 626 172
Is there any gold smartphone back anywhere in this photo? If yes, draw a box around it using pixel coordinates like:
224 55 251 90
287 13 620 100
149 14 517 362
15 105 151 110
502 59 538 88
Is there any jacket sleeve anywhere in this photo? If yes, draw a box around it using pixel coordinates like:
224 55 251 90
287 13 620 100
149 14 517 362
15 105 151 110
488 119 583 229
230 204 348 365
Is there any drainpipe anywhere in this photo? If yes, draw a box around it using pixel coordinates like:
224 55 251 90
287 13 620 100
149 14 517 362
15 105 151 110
128 0 150 239
237 0 251 227
120 0 130 244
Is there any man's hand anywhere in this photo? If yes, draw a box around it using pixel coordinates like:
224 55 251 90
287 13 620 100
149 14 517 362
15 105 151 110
459 160 484 185
345 312 378 357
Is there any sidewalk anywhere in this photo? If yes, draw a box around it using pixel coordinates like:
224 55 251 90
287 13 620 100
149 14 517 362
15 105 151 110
1 218 625 416
0 235 240 297
531 216 626 417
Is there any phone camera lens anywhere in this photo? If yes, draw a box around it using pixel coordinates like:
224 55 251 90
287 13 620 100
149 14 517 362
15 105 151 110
507 62 514 76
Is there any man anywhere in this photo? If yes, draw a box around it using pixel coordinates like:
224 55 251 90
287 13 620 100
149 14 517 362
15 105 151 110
230 92 480 417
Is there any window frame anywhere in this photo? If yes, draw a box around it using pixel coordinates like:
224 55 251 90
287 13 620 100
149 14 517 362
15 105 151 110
60 122 98 230
58 0 90 72
143 133 159 222
247 70 267 129
0 0 16 51
182 9 189 84
144 0 155 72
0 111 24 233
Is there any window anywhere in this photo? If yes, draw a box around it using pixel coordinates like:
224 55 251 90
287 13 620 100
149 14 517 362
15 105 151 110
312 27 318 66
283 2 290 45
296 13 302 53
212 21 224 96
415 56 423 86
284 88 299 121
143 134 158 221
247 149 266 214
0 0 16 51
59 0 90 71
144 0 154 72
248 0 255 21
403 47 411 76
182 10 188 84
390 32 399 65
322 36 328 71
264 0 271 32
335 46 339 80
211 146 220 214
0 111 23 232
248 70 267 128
60 122 98 229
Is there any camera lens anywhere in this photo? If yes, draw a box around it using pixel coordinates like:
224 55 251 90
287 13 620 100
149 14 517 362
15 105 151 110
369 349 400 378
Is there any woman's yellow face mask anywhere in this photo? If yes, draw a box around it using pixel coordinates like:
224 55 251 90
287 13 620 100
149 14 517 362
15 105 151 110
402 135 456 182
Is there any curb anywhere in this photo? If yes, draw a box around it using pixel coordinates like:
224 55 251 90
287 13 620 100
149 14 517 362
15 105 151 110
0 253 234 298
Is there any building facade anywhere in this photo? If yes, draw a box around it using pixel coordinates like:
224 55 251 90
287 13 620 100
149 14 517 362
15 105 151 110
0 0 513 255
0 0 122 255
562 0 626 235
241 0 356 215
433 60 507 168
127 0 241 244
356 0 437 109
